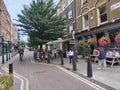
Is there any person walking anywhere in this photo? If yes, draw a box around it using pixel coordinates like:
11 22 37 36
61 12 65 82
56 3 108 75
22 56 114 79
18 47 24 61
68 49 74 64
98 47 107 70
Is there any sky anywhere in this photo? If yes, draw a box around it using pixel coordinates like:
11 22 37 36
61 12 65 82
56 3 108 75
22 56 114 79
4 0 59 42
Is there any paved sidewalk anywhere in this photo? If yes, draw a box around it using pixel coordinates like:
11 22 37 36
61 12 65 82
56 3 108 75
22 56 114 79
51 56 120 90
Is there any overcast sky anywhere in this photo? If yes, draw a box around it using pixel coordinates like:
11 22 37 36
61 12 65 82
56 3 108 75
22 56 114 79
4 0 59 42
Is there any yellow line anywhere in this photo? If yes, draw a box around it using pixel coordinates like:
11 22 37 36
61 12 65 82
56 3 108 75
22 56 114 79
55 65 106 90
31 59 106 90
14 75 24 90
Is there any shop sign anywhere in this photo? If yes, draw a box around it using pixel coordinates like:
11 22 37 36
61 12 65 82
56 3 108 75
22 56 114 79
111 2 120 11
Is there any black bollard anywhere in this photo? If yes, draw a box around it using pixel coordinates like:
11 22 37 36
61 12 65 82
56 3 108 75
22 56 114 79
9 63 13 74
87 57 92 78
47 51 50 63
73 53 77 71
60 51 64 65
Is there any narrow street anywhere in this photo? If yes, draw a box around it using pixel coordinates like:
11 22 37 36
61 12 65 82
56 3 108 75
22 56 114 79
11 49 104 90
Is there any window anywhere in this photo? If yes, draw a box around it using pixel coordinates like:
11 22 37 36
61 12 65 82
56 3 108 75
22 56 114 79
82 0 88 5
68 10 72 19
98 5 107 23
83 14 89 29
69 24 73 33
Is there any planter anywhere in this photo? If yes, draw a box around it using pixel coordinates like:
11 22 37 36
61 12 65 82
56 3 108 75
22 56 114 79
115 33 120 45
0 74 13 90
78 40 84 47
87 38 97 46
98 36 111 47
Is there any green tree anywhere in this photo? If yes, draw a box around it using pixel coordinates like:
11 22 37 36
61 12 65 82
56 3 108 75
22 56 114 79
19 40 26 47
17 0 67 47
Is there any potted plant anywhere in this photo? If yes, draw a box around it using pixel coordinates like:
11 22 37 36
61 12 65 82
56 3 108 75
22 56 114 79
98 36 111 47
78 40 84 47
87 38 97 46
115 32 120 45
0 74 13 90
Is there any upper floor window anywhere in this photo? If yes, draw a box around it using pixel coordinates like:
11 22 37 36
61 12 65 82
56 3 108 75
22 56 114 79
83 14 89 29
82 0 88 6
69 24 73 33
98 5 107 23
68 10 72 19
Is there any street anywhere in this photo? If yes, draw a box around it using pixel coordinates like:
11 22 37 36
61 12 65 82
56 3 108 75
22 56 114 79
7 49 105 90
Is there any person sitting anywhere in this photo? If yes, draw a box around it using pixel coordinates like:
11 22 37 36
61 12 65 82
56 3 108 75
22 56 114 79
93 48 100 56
92 48 100 63
112 50 120 58
106 49 112 57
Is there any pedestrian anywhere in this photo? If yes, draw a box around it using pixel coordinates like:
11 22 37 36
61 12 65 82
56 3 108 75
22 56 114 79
68 49 74 64
98 47 107 70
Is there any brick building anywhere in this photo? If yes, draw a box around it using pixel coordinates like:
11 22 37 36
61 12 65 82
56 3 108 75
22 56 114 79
0 0 18 53
57 0 76 50
75 0 120 48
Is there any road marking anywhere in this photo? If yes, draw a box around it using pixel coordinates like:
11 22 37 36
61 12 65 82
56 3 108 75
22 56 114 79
55 65 106 90
2 66 29 90
31 59 106 90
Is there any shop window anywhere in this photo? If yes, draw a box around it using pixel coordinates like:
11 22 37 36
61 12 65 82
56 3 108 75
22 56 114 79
98 5 107 24
69 24 73 33
68 10 72 19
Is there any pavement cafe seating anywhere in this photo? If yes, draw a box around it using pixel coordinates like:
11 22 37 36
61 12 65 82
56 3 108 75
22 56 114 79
0 74 13 90
106 56 120 67
89 55 99 63
89 55 120 67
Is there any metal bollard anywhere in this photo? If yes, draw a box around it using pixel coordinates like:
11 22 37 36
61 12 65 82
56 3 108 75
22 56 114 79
47 51 50 63
9 63 13 74
87 57 92 78
73 54 77 71
61 51 64 65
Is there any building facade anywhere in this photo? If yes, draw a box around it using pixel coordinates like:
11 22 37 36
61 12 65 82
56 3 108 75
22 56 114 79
75 0 120 48
0 0 18 51
57 0 76 50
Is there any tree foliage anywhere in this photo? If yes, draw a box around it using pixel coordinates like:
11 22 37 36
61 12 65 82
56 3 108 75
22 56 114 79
17 0 67 47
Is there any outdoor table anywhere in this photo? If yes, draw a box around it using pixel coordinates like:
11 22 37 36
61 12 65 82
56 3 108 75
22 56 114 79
89 55 99 63
106 56 120 67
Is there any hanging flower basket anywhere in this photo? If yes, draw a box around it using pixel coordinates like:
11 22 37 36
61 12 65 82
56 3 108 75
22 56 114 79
78 40 84 47
87 38 97 46
115 33 120 44
98 36 111 47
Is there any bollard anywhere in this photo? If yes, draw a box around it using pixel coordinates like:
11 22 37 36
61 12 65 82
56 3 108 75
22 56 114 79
73 53 77 71
47 51 50 63
87 57 92 78
61 51 64 65
9 63 13 74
